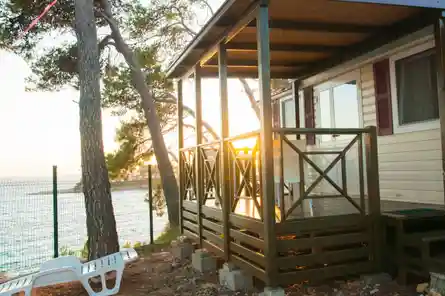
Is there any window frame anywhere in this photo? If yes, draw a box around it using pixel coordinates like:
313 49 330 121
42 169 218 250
280 97 295 128
279 92 306 129
389 39 439 134
314 70 363 142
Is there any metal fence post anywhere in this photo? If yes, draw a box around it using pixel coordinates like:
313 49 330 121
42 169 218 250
52 165 59 258
148 165 154 245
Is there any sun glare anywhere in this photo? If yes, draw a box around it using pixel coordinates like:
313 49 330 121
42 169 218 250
144 155 157 166
231 137 258 150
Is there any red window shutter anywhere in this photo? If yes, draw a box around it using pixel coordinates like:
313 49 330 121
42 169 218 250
373 59 393 136
272 100 281 128
303 87 315 145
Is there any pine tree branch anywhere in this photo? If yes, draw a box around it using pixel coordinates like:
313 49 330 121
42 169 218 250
155 96 219 140
201 0 214 15
171 6 197 36
239 78 260 120
98 35 114 52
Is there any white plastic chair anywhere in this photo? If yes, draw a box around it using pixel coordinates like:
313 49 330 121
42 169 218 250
35 255 82 287
79 252 125 296
0 265 79 296
0 248 138 296
0 273 33 296
120 248 139 264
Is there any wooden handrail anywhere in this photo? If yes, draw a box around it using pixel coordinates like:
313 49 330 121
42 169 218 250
223 130 260 142
273 127 369 135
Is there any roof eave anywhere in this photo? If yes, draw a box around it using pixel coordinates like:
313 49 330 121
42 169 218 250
165 0 237 78
335 0 445 9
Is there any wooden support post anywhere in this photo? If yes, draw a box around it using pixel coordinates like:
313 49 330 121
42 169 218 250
292 80 301 140
195 66 204 247
365 125 381 272
177 79 184 234
219 43 231 262
257 0 278 287
435 11 445 206
358 134 365 213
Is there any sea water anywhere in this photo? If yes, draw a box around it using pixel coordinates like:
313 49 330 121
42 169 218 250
0 179 168 274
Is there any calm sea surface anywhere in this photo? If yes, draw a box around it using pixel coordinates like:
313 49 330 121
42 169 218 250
0 178 168 274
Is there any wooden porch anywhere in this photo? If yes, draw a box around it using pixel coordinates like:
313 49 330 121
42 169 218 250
179 127 381 285
168 0 445 288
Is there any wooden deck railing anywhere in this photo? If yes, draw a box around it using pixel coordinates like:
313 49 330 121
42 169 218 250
224 131 262 219
179 126 380 221
273 127 375 221
178 126 381 284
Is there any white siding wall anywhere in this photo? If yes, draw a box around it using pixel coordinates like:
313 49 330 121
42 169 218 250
360 64 444 205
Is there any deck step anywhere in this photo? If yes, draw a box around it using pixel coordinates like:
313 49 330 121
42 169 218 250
403 230 445 246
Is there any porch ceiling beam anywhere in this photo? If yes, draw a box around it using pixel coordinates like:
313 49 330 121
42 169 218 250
333 0 445 9
203 59 311 68
218 19 383 33
224 42 343 53
199 70 296 79
294 9 440 80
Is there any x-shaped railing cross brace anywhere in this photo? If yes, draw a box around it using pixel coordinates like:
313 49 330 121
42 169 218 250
283 135 363 219
201 149 222 205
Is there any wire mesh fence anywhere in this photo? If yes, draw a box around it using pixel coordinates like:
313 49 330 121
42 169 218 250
0 166 168 275
0 179 54 275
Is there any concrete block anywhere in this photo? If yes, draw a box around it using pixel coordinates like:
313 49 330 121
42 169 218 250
259 287 286 296
218 262 237 284
171 240 193 261
192 249 216 272
219 265 253 291
361 273 392 286
178 235 193 244
221 262 237 272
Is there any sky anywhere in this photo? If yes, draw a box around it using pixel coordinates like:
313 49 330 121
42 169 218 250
0 0 261 178
0 50 259 178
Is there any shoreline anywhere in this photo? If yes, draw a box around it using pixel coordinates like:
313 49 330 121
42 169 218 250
28 179 155 196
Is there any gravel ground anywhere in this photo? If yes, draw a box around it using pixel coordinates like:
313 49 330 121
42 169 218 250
2 246 422 296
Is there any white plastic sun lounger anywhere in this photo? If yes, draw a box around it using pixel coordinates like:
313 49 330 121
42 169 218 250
80 252 125 296
0 266 79 296
120 248 139 264
0 273 34 296
0 248 139 296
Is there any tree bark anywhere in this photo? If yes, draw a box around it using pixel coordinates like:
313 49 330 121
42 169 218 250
75 0 119 260
100 0 179 226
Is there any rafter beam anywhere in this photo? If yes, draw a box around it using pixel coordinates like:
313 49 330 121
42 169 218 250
295 10 439 80
224 42 343 53
218 19 382 33
203 59 311 68
199 69 297 79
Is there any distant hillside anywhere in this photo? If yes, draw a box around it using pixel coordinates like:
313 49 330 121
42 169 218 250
29 178 161 196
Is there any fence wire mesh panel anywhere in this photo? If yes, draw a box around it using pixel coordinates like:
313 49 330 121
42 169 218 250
0 167 168 275
0 178 54 274
57 179 86 258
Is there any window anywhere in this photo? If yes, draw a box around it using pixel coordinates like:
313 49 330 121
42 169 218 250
281 98 296 128
390 41 439 133
280 91 308 141
315 72 361 142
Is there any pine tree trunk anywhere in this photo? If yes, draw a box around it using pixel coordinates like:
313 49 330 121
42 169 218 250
100 0 179 226
75 0 119 260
